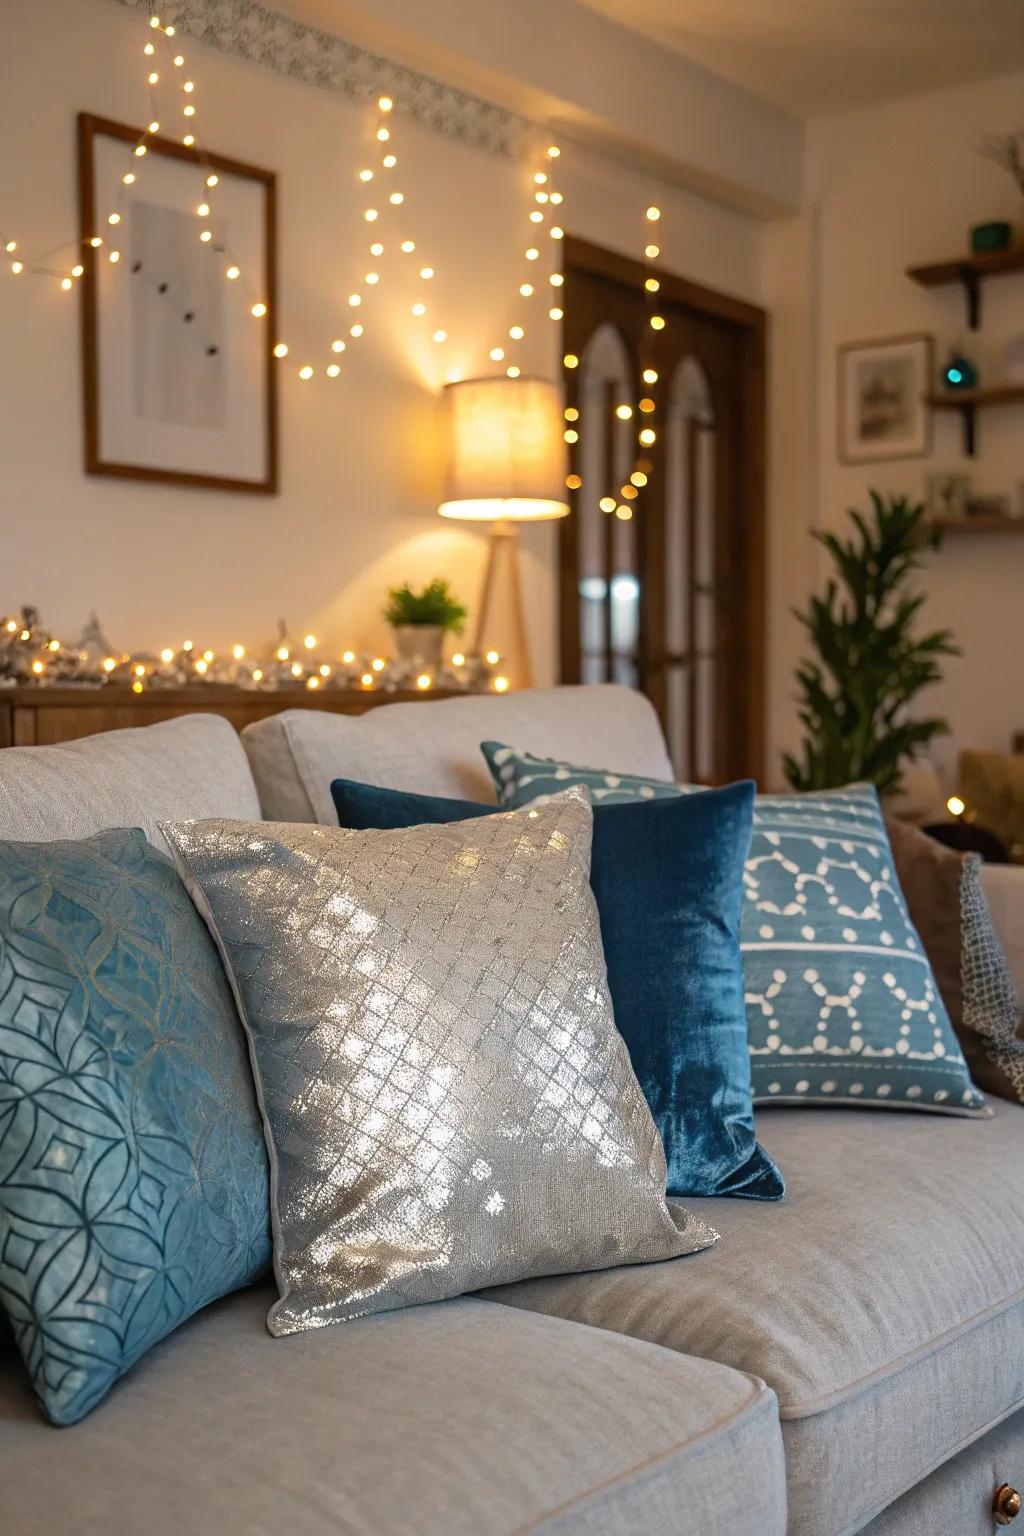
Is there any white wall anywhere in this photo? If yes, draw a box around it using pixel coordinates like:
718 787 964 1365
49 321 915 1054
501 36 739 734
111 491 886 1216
0 0 765 682
767 69 1024 785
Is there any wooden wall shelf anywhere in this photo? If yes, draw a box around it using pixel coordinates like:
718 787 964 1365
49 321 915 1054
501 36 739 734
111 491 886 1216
923 383 1024 456
907 247 1024 329
929 513 1024 537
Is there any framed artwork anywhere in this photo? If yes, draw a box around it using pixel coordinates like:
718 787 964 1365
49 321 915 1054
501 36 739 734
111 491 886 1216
78 113 277 494
837 333 933 465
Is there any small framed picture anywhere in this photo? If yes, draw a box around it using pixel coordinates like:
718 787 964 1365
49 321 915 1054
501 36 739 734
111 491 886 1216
837 333 933 464
78 112 277 494
926 472 970 523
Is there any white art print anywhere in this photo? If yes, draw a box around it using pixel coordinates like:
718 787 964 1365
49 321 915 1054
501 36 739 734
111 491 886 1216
838 334 933 465
80 114 277 492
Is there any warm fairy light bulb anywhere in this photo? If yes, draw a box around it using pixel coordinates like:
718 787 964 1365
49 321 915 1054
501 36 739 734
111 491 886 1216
174 54 184 66
621 484 638 500
370 241 384 256
371 657 386 672
506 365 521 378
533 172 548 185
183 104 196 117
616 505 633 521
148 120 160 134
90 236 103 247
645 243 660 259
549 272 564 287
382 154 397 168
650 315 665 330
599 496 616 513
489 347 505 361
3 240 14 253
646 205 661 221
365 209 379 222
331 339 346 353
202 650 214 663
341 649 356 664
71 264 84 277
359 169 373 182
365 272 379 284
645 277 660 292
273 342 289 357
549 306 563 320
123 172 136 185
947 795 966 817
493 676 509 693
563 353 579 368
546 145 560 158
361 671 374 687
631 470 648 487
525 247 539 261
10 260 23 274
149 13 160 24
550 226 564 240
376 127 390 142
566 473 582 490
103 657 117 672
350 323 364 336
485 650 500 665
304 634 317 649
615 404 633 419
419 266 434 279
183 134 195 146
326 363 341 377
306 675 320 690
378 95 393 112
164 24 175 35
565 406 579 421
252 667 264 682
183 80 195 93
643 367 658 384
564 428 578 443
451 651 466 667
144 40 155 54
639 397 655 413
148 71 159 84
348 293 362 306
509 325 524 340
535 192 549 204
530 211 543 223
298 365 314 380
31 660 45 674
432 329 447 343
276 645 289 661
60 276 73 290
251 301 267 317
400 240 415 253
520 283 534 297
199 229 212 242
160 648 174 663
108 250 120 263
416 673 432 691
194 659 209 676
639 427 657 445
206 174 219 187
411 302 426 316
389 191 404 205
226 265 240 280
108 212 121 225
232 643 245 659
182 640 194 652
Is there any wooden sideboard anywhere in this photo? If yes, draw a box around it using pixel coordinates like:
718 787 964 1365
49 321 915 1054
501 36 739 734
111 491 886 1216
0 685 462 748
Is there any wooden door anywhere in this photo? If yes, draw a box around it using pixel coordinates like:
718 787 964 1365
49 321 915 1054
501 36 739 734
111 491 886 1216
559 237 766 784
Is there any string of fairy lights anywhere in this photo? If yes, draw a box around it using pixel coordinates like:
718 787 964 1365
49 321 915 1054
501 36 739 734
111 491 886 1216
1 7 675 532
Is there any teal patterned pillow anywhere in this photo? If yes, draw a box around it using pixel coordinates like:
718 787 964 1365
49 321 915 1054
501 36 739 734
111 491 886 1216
481 745 986 1116
0 829 270 1424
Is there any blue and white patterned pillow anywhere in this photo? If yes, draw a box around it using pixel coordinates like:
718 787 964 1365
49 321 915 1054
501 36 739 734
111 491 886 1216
481 744 987 1116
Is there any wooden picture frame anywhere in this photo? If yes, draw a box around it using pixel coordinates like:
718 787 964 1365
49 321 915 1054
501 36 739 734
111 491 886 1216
78 112 278 494
837 333 933 465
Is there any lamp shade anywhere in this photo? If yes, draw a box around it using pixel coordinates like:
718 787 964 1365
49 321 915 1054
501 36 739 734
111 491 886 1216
438 376 569 522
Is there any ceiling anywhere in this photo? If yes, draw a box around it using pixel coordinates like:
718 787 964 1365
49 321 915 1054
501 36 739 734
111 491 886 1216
576 0 1024 116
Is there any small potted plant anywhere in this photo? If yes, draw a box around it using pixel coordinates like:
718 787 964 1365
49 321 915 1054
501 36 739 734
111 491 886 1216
383 578 467 669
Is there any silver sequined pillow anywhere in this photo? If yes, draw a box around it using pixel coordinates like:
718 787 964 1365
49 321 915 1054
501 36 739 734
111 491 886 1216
162 791 716 1336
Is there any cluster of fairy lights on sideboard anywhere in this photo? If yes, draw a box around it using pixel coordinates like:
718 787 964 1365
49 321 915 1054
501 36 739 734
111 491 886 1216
0 8 674 540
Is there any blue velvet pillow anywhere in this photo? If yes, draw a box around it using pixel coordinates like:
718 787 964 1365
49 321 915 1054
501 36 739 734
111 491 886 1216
331 777 783 1202
480 745 986 1117
0 829 271 1424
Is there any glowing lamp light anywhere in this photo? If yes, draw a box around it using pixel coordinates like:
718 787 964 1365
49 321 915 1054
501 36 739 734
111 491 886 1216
438 376 570 524
947 796 966 817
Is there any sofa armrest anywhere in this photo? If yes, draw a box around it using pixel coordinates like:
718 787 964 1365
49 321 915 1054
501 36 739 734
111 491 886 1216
980 864 1024 1009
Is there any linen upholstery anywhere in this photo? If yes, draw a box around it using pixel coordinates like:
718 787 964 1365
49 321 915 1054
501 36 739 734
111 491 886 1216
981 863 1024 1007
887 817 1024 1103
0 714 261 853
241 685 674 823
330 775 783 1200
0 829 270 1423
485 1105 1024 1536
164 795 715 1335
0 1284 787 1536
858 1406 1024 1536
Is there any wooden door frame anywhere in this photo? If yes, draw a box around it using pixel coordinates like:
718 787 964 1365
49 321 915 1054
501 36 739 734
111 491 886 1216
558 234 768 784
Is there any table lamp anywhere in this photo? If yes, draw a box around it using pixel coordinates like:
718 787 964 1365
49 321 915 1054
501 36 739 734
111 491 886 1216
438 376 568 689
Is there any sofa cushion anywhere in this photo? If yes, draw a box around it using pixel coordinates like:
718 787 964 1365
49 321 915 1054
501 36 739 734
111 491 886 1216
0 715 261 853
0 1283 786 1536
241 685 673 824
484 1105 1024 1536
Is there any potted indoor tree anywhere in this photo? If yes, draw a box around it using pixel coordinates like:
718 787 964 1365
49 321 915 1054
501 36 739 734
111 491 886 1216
383 578 467 669
783 492 960 796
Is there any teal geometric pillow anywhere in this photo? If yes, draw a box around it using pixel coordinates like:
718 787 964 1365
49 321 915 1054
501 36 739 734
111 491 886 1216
481 745 986 1117
0 829 271 1424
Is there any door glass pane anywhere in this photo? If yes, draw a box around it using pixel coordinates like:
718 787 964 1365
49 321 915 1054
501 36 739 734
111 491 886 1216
664 357 714 779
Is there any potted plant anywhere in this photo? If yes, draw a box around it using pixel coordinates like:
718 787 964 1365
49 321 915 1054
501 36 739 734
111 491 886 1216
783 491 960 797
383 579 467 669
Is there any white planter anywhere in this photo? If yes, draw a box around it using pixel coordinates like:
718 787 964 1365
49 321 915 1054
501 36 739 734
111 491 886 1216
391 625 445 668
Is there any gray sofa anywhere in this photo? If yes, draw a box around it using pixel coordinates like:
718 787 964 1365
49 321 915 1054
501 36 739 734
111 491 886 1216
2 686 1022 1535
